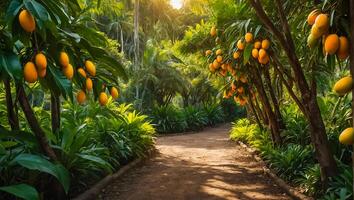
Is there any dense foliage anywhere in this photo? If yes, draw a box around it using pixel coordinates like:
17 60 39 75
149 102 243 134
175 0 354 199
230 118 352 199
1 0 354 199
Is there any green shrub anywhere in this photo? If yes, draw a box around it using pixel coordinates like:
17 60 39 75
322 164 353 200
296 164 322 197
266 144 313 181
149 105 187 133
229 118 259 143
0 101 155 197
230 119 313 182
281 111 310 146
150 103 226 133
56 101 155 193
183 106 208 131
203 103 225 126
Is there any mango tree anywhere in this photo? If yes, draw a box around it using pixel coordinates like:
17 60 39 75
1 0 127 198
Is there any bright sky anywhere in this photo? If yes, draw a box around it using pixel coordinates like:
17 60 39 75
170 0 183 9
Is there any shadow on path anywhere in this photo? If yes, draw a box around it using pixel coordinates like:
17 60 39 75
100 124 292 200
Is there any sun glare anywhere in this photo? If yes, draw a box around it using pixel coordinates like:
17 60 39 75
170 0 183 9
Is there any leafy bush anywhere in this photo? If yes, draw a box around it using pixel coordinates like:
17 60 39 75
149 105 187 133
150 103 227 134
265 145 313 181
203 103 225 126
183 106 208 131
0 101 155 198
296 164 322 197
322 164 353 200
229 118 259 143
229 117 354 199
281 107 310 146
230 119 313 182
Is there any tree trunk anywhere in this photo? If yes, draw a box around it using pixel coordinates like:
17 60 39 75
51 92 60 134
17 85 58 161
133 0 140 70
251 65 282 145
262 67 285 130
254 96 268 125
4 79 19 130
307 96 338 181
120 23 124 53
249 0 337 180
248 95 263 129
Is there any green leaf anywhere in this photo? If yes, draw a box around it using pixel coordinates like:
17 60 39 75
0 143 5 154
23 0 58 39
330 10 335 27
0 184 39 200
77 154 113 172
74 24 106 47
53 164 71 193
0 51 23 81
97 55 128 82
0 126 38 147
326 55 335 70
14 154 70 193
254 26 261 38
5 0 23 27
243 44 253 65
37 0 70 25
25 0 50 21
244 19 251 32
46 66 73 101
60 29 81 43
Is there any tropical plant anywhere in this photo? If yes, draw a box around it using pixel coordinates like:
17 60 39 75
183 105 208 131
266 145 314 181
297 164 322 197
203 103 224 126
149 105 187 133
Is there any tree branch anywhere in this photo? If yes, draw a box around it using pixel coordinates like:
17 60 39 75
4 79 19 130
271 58 307 115
17 85 58 161
51 92 60 134
249 0 311 101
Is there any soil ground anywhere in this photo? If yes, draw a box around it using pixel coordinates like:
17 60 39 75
99 124 292 200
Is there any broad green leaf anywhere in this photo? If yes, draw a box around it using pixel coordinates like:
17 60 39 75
5 0 23 27
326 55 335 70
37 0 70 25
254 26 261 37
0 184 39 200
1 141 18 148
53 164 71 193
14 154 70 193
0 128 39 147
0 143 6 154
59 29 81 43
243 44 253 65
0 52 23 80
77 154 113 172
25 0 50 22
74 25 106 47
46 66 73 101
97 55 128 82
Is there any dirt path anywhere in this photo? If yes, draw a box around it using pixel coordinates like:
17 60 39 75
100 124 292 200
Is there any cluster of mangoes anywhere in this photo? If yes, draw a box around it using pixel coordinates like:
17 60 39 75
18 9 119 106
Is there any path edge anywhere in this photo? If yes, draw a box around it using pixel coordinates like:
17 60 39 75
237 141 314 200
72 148 157 200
